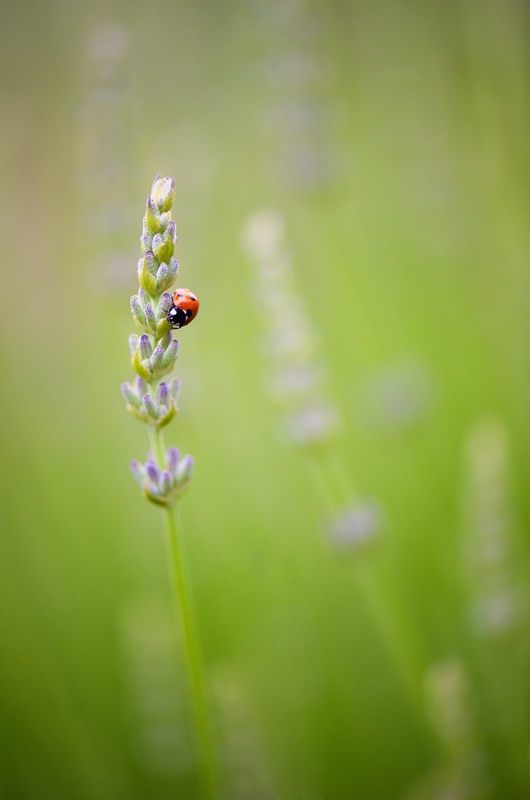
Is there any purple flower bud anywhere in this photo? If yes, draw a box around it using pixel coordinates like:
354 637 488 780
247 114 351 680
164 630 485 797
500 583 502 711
134 376 147 396
176 455 194 485
138 334 152 361
146 460 161 484
142 393 159 420
130 460 145 485
140 218 153 252
150 343 164 372
157 293 173 318
143 250 157 277
169 378 181 402
326 501 383 551
128 334 139 358
122 382 142 408
156 263 171 291
144 302 156 332
156 382 170 407
160 470 172 495
168 257 179 282
156 262 169 289
166 447 180 475
130 295 146 326
166 220 177 244
161 338 179 369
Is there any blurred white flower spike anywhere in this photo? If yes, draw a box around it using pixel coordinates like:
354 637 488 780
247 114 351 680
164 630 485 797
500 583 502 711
242 209 340 448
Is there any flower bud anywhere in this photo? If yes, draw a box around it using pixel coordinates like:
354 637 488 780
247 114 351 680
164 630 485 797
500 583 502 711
146 460 160 484
160 470 172 495
157 293 173 319
156 262 169 292
151 174 175 212
144 302 157 334
156 382 170 408
145 195 162 233
142 392 159 420
134 376 148 396
169 378 181 404
156 319 171 339
150 343 164 374
167 257 179 283
130 295 147 328
140 226 153 253
152 227 175 265
130 447 193 505
128 334 139 358
132 335 153 381
121 381 142 409
166 447 180 476
138 253 157 296
130 460 145 486
176 454 194 485
161 337 179 370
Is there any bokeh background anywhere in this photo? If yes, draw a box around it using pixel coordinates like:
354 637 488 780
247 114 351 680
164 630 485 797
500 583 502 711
1 0 530 798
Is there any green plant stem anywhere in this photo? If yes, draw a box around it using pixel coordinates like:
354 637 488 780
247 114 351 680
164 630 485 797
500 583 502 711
309 447 428 711
163 503 218 800
148 425 218 799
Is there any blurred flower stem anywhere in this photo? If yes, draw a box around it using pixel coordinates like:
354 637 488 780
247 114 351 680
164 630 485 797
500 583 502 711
242 209 428 715
311 447 428 709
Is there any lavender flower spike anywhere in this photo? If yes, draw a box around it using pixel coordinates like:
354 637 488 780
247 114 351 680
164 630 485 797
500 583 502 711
121 173 196 505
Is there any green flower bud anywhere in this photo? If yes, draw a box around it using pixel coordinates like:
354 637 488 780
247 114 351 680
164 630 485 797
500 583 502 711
145 195 162 233
161 337 180 371
150 342 165 373
144 302 157 335
152 228 175 265
132 334 153 381
142 393 160 420
138 254 158 296
151 174 175 212
167 257 179 285
169 377 181 404
130 295 147 328
157 404 176 429
156 262 169 292
157 293 173 319
121 381 142 409
140 223 153 253
156 318 171 339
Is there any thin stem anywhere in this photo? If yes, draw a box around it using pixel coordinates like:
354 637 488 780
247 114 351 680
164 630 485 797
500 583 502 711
162 503 218 800
308 447 428 712
147 423 166 466
147 422 218 797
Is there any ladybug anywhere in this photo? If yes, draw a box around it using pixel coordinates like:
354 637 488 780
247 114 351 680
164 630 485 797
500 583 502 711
167 288 199 329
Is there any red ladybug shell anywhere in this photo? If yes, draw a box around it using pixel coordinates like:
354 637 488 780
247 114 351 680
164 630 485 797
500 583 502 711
167 288 199 329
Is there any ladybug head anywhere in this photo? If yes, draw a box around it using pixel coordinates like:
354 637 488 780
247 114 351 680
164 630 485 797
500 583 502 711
167 304 193 329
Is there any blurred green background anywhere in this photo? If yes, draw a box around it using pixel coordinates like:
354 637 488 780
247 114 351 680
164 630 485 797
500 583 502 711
1 0 530 798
